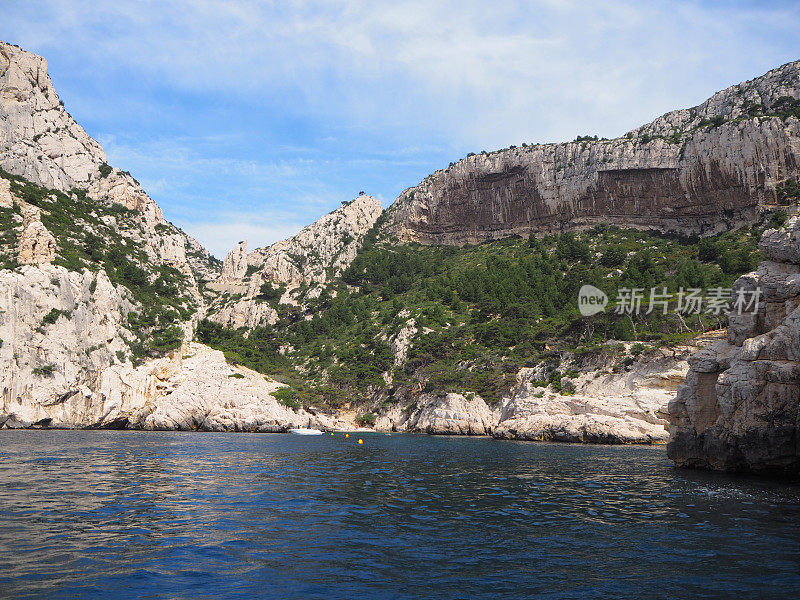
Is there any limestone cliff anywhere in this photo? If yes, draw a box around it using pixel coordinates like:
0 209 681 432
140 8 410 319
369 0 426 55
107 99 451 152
389 60 800 244
0 41 219 286
244 194 383 285
207 194 382 329
668 219 800 475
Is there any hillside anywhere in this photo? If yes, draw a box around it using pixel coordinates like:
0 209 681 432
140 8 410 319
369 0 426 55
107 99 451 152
0 41 334 430
388 60 800 244
1 39 798 451
199 218 777 439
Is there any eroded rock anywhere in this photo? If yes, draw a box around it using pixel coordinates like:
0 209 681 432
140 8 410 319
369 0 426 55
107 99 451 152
668 217 800 475
388 61 800 245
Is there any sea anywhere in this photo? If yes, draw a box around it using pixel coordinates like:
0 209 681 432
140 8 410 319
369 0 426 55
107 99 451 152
0 430 798 599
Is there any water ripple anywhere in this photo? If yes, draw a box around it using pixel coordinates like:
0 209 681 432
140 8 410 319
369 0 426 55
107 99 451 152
0 431 799 599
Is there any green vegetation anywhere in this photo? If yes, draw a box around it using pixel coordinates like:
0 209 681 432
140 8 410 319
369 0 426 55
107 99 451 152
772 96 800 121
198 218 771 409
357 412 377 426
257 282 285 303
42 308 67 325
0 169 198 362
32 364 56 377
776 179 799 205
272 386 302 409
98 163 112 178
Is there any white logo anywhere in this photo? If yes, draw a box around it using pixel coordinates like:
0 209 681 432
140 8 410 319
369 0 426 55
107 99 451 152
578 284 608 316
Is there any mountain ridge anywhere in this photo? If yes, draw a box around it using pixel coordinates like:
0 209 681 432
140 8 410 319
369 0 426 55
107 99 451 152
386 59 800 244
1 40 798 474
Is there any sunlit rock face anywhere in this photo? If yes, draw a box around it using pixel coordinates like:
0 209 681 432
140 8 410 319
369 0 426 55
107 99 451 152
668 217 800 476
207 194 382 329
389 61 800 245
245 194 384 285
0 41 219 284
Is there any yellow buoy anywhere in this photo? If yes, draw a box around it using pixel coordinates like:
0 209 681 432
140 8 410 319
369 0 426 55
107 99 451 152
330 432 334 436
358 439 363 444
345 433 349 438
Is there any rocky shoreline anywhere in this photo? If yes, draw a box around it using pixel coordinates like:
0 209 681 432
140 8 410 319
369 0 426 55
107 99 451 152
3 333 711 445
668 218 800 476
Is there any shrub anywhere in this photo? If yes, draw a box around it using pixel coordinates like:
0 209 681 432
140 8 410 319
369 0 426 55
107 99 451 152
776 179 799 204
98 163 112 178
42 308 64 325
272 387 302 409
770 210 788 229
32 364 56 377
149 326 183 354
257 282 284 302
356 412 377 426
600 246 626 267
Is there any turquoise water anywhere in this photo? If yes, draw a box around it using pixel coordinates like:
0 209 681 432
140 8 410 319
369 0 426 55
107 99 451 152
0 430 798 599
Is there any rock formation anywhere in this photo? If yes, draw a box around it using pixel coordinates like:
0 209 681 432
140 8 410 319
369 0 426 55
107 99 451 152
392 392 500 435
245 194 383 285
0 261 322 430
668 219 800 475
0 177 12 208
17 202 55 264
370 338 709 442
388 60 800 244
221 240 248 281
3 38 800 451
0 41 218 285
207 194 382 329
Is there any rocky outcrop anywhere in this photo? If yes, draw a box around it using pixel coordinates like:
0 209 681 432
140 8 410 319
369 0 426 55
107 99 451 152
404 393 499 435
245 194 382 285
389 60 800 244
221 240 248 281
371 339 709 442
128 344 314 432
493 344 700 443
0 264 138 426
0 264 316 430
668 219 800 475
390 316 417 366
0 177 12 208
0 41 219 286
207 194 382 329
17 202 55 264
211 297 278 330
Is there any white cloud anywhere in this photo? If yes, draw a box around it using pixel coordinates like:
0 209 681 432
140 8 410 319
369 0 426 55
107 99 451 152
7 0 799 148
2 0 798 247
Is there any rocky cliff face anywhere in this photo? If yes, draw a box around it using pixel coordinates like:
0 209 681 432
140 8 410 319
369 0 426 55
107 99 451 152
389 61 800 244
244 194 383 285
207 194 382 329
0 42 301 431
668 219 800 475
0 41 219 285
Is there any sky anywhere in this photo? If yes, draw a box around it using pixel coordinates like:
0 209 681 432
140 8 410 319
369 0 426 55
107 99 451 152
1 1 799 258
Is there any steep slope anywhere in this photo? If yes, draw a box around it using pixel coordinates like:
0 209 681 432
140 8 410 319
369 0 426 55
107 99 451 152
207 194 382 329
0 41 219 285
668 218 800 475
389 60 800 244
0 42 325 430
198 220 767 441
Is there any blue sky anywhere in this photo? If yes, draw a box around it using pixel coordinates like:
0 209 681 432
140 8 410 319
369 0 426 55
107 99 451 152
2 0 799 258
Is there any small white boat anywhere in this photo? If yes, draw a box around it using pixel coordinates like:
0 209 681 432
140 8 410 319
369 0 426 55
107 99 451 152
288 428 324 436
